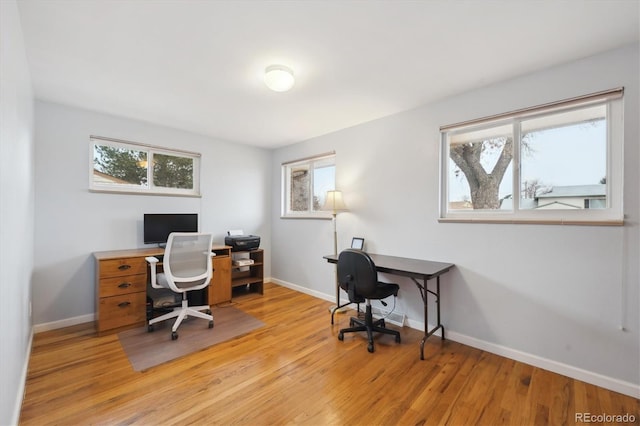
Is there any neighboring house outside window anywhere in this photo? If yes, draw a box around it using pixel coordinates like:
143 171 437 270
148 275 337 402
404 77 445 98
92 170 131 185
536 184 606 210
281 152 336 218
498 184 607 210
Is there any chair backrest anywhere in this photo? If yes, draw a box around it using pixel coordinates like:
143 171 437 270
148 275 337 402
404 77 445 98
163 232 214 290
337 249 378 302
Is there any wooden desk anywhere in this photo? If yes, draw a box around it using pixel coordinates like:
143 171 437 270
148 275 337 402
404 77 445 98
324 252 454 360
93 245 232 335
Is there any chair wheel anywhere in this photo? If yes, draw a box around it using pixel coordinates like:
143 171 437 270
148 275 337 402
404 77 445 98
171 331 178 340
209 320 214 329
368 343 374 353
338 332 344 341
395 335 401 343
148 324 154 333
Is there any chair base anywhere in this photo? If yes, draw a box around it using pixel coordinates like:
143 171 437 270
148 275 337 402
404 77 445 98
148 297 213 339
338 303 401 353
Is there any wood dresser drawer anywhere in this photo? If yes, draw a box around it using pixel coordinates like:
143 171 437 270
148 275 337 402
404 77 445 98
94 253 152 335
97 292 147 333
99 257 147 278
99 273 147 298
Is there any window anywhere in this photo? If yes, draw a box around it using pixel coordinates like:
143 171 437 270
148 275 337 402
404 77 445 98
440 88 624 224
90 136 201 196
281 152 336 218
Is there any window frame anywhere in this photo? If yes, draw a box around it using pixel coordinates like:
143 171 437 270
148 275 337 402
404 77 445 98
439 89 624 225
281 152 336 219
89 136 201 197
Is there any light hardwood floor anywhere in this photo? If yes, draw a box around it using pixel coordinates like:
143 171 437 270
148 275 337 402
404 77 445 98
21 283 639 425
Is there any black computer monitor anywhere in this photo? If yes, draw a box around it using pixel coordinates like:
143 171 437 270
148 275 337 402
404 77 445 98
143 213 198 245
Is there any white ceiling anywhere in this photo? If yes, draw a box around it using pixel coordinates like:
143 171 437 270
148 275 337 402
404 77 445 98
17 0 639 149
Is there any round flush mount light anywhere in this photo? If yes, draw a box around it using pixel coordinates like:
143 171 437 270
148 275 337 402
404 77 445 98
264 64 295 92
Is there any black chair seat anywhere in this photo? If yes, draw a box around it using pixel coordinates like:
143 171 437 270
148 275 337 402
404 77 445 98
370 282 399 300
335 249 401 353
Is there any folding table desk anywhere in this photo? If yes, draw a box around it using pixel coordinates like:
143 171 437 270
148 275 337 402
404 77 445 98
324 252 454 360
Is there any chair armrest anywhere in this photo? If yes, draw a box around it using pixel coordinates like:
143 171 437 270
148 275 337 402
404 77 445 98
145 256 161 288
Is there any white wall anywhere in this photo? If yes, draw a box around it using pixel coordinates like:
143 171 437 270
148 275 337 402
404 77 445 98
33 101 272 328
271 44 639 396
0 1 35 424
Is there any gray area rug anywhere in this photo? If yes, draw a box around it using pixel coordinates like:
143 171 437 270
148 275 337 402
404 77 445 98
118 306 264 371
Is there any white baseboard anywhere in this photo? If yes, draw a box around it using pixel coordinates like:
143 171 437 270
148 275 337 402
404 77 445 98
33 313 95 334
12 327 34 426
444 328 640 399
270 278 336 303
272 279 640 399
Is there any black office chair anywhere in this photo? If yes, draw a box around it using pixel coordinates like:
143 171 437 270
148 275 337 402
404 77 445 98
336 249 401 353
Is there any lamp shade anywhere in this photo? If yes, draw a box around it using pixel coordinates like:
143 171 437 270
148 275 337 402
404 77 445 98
264 65 295 92
323 190 348 213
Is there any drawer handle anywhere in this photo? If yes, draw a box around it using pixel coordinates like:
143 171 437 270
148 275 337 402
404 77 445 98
118 264 131 271
118 301 131 308
118 282 131 289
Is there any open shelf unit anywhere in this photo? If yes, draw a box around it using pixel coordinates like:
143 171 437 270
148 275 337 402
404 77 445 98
231 249 264 296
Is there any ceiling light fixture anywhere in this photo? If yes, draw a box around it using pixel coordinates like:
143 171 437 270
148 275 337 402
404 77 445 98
264 64 295 92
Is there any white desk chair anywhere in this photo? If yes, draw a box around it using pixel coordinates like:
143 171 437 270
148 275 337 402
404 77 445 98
145 232 215 340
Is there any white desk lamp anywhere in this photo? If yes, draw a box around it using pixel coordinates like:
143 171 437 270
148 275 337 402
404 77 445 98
323 190 348 313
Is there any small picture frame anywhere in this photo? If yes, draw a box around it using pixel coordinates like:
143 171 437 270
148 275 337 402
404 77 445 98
351 237 365 250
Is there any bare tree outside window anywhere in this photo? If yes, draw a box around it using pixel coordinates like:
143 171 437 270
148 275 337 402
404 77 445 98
449 137 513 209
522 178 544 199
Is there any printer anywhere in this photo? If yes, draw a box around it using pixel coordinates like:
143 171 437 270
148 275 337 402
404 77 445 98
225 234 260 251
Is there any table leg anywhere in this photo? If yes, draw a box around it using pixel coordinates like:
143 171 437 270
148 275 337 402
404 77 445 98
420 277 428 360
436 277 444 340
418 275 445 360
330 278 352 324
